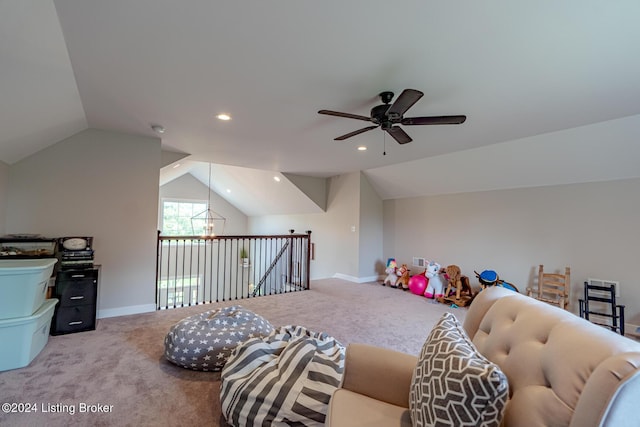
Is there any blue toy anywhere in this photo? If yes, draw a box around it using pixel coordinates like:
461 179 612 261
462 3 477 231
474 270 519 293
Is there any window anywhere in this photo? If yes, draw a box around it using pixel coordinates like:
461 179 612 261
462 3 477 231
161 199 208 236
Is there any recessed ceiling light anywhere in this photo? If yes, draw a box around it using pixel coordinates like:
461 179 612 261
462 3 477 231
357 146 367 151
151 124 165 134
226 189 231 193
273 176 281 182
217 113 231 121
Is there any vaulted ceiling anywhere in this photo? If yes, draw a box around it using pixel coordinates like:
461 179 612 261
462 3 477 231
2 1 640 216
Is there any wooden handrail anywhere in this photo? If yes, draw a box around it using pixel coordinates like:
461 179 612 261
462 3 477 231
158 233 311 240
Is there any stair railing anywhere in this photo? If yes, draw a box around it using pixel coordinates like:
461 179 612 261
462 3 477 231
156 230 311 310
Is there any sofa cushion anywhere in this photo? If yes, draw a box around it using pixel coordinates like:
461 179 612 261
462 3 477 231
465 286 640 426
327 388 412 427
409 312 508 427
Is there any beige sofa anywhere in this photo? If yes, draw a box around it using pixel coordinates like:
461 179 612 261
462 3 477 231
326 286 640 427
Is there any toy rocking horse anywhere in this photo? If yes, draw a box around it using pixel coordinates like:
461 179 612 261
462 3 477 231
438 264 474 306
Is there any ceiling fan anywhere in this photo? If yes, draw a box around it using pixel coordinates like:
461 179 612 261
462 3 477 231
318 89 466 144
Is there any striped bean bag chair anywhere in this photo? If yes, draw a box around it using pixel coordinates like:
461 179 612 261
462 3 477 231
220 325 345 426
164 305 274 371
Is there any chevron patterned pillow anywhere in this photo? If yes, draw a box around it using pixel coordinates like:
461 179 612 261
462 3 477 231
410 312 508 427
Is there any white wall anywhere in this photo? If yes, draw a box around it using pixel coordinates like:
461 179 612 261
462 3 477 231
159 173 248 235
282 173 328 211
383 177 640 322
249 172 361 280
358 172 383 279
6 129 161 317
0 161 9 236
249 171 384 282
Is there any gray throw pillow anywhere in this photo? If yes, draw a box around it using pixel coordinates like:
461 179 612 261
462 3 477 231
410 312 508 427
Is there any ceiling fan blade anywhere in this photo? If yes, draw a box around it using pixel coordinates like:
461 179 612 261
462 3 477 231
386 126 412 144
334 125 378 141
386 89 424 120
318 110 373 122
401 115 467 125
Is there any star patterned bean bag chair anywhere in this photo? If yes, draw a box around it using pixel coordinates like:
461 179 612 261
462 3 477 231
164 305 274 371
220 325 345 426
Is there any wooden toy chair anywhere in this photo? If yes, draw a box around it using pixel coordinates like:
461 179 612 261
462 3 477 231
527 265 571 310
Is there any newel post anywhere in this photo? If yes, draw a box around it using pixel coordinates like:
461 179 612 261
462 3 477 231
306 230 312 290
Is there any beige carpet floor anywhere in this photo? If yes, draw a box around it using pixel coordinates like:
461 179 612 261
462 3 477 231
0 278 467 427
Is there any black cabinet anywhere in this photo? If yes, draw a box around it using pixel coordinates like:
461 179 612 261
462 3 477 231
51 267 99 335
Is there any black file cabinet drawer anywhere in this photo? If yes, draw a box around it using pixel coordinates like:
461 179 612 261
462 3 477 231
56 279 97 307
57 269 98 284
51 267 99 335
53 305 96 334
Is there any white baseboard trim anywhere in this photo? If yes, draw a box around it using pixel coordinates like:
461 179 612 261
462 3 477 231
625 323 640 338
333 273 380 284
98 303 157 319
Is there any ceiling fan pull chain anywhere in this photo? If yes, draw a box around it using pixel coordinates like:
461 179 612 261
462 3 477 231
383 132 387 156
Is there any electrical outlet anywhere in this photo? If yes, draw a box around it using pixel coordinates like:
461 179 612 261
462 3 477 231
412 257 425 268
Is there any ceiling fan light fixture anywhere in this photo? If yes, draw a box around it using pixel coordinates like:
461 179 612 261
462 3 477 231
318 88 466 145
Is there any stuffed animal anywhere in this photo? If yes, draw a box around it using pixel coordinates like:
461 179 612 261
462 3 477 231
424 261 446 299
396 264 410 290
443 264 474 301
443 265 462 294
383 259 398 287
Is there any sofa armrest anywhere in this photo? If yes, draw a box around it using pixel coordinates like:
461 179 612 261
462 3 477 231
340 343 418 408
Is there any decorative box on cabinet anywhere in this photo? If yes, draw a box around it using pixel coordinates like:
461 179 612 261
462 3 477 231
0 236 57 259
51 267 99 335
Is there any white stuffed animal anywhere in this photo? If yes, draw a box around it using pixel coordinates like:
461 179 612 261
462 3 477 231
383 265 398 287
424 261 446 299
383 259 398 287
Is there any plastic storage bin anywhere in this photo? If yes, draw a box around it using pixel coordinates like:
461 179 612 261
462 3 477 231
0 298 58 371
0 258 57 320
